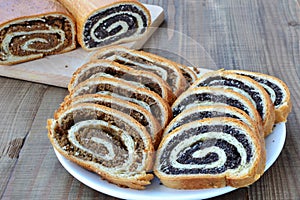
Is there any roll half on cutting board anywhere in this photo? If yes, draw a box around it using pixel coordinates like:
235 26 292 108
57 0 151 50
0 0 76 65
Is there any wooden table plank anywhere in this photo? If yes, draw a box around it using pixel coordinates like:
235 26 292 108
0 78 47 197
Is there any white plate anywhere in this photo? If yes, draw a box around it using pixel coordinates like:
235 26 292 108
54 122 286 200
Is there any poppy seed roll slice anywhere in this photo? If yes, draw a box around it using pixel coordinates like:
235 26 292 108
163 105 263 142
228 70 292 123
154 117 266 189
190 71 275 136
171 87 263 135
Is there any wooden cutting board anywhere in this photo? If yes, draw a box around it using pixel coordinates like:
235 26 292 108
0 4 164 88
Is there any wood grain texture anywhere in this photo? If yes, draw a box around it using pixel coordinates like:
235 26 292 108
0 0 300 199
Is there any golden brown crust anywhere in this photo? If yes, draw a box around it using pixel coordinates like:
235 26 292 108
154 117 266 189
57 0 151 50
68 59 177 105
275 102 292 123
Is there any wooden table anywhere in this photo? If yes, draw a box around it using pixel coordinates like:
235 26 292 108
1 0 300 199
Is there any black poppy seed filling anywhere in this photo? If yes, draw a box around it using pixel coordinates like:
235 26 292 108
197 76 264 118
0 16 72 60
172 93 249 117
83 5 148 48
238 73 284 106
167 111 240 135
159 124 252 175
176 139 220 165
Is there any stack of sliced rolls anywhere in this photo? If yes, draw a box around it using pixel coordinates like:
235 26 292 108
47 45 292 190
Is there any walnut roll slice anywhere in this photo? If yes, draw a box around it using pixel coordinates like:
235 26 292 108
68 76 172 130
154 117 266 189
47 103 154 189
59 94 162 149
0 0 76 65
57 0 151 50
68 59 176 104
91 45 191 96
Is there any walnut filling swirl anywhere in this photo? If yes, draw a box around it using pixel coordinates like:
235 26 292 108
0 15 75 64
70 78 170 128
54 105 149 173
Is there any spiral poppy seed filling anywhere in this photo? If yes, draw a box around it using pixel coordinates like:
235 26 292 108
159 124 253 175
83 5 148 48
54 109 145 169
0 15 74 62
166 111 238 135
238 74 283 107
196 77 264 118
172 93 248 117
